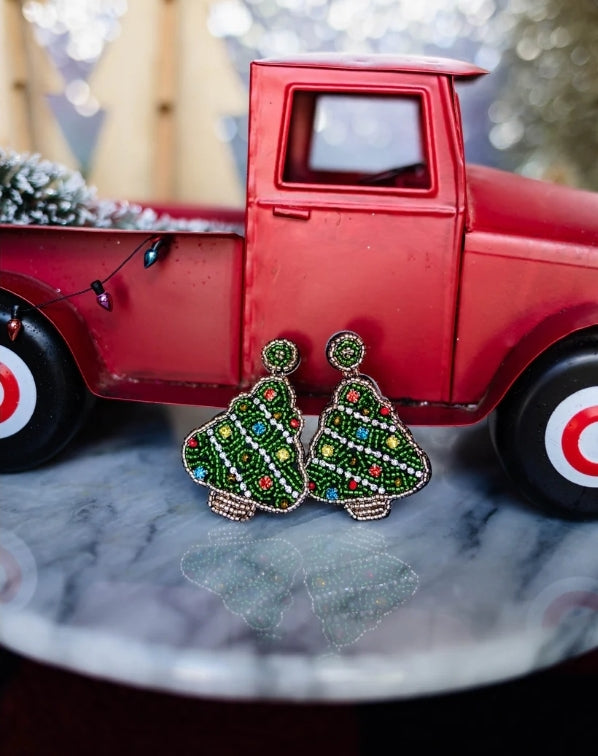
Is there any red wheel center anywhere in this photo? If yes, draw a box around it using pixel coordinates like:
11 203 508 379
561 406 598 476
0 363 20 422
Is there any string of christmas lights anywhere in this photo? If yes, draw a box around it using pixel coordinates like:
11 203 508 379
5 234 169 342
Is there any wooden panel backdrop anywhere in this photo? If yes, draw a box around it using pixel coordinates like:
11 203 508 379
0 0 246 206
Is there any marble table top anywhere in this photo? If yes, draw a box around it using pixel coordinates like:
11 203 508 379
1 400 597 702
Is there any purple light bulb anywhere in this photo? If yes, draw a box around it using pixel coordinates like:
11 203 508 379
91 280 113 311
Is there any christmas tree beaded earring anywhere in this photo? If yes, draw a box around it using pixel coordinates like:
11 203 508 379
182 338 309 521
306 331 431 521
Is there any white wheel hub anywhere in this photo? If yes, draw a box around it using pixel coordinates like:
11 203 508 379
545 387 598 487
0 345 37 439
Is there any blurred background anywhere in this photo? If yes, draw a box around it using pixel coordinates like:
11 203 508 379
1 0 597 211
0 0 598 206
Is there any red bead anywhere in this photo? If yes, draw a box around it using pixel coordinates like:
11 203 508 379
187 437 198 448
264 388 276 400
369 464 382 478
308 481 315 490
290 417 300 429
259 476 273 490
349 480 358 490
380 406 390 416
347 389 360 403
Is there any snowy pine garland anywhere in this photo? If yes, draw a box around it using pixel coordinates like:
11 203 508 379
0 148 242 233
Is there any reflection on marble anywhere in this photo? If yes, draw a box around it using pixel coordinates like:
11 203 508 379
181 527 419 649
181 530 304 635
1 400 597 702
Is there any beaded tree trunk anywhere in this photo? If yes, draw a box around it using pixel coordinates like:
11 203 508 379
182 339 308 521
306 332 431 521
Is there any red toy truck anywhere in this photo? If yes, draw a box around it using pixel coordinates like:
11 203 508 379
2 53 598 519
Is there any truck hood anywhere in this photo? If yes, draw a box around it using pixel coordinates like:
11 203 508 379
465 164 598 247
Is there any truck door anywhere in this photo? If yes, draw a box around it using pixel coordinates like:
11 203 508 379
245 67 464 405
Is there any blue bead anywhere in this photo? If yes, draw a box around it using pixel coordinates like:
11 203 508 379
193 466 207 480
326 487 339 500
252 422 266 435
356 426 369 440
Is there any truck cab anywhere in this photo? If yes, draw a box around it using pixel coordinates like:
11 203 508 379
243 54 483 407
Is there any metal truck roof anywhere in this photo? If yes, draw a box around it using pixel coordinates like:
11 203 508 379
254 52 487 79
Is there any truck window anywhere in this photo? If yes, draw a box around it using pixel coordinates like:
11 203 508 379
283 91 430 190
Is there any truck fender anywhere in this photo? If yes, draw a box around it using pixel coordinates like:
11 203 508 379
480 302 598 419
0 271 108 394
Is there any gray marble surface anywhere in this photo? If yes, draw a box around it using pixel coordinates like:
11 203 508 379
1 400 597 702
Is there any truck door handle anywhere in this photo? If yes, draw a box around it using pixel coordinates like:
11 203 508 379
272 206 311 220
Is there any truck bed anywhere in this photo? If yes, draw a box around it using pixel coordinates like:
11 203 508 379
1 219 246 406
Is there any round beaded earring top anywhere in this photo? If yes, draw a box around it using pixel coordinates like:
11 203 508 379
326 331 365 374
262 338 300 375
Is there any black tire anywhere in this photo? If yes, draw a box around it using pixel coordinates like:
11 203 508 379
0 291 94 473
489 335 598 519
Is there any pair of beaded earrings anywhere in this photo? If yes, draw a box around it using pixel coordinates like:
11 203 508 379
182 331 431 522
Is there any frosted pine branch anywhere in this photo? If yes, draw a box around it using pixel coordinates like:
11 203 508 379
0 149 243 233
